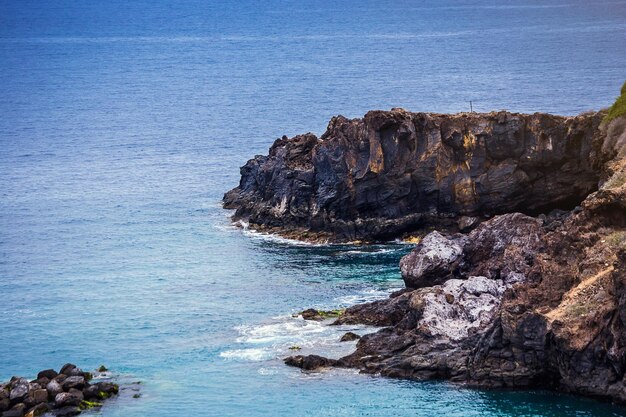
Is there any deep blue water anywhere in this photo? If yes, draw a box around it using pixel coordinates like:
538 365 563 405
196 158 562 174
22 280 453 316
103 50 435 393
1 1 626 416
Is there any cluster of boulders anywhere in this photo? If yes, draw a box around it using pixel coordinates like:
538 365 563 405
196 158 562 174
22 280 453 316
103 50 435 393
0 364 118 417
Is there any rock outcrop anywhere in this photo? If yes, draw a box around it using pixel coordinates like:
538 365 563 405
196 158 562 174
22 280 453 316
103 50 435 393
279 111 626 404
0 365 121 417
224 110 604 242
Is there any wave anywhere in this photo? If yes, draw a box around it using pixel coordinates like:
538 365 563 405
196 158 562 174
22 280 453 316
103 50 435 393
220 314 378 363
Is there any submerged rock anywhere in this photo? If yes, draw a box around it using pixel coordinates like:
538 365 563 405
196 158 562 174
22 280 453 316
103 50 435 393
340 332 361 342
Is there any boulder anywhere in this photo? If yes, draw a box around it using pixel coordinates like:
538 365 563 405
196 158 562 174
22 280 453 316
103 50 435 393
61 377 84 391
9 380 29 403
36 370 57 381
29 390 47 406
400 231 466 288
58 365 82 378
0 399 10 413
54 391 81 408
340 332 361 342
45 381 62 399
284 355 338 370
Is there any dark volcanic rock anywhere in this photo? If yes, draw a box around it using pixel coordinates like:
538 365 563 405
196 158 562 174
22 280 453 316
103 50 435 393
290 124 626 403
224 110 603 242
1 365 121 417
36 370 57 381
284 355 338 370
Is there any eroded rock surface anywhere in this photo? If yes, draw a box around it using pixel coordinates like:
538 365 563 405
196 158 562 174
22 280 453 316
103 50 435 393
283 114 626 404
224 110 604 242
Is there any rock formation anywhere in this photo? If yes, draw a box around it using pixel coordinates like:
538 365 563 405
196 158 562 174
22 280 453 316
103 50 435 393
283 113 626 404
225 87 626 404
0 364 121 417
224 109 604 242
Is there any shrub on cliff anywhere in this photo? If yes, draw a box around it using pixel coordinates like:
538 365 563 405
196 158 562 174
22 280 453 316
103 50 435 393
604 81 626 123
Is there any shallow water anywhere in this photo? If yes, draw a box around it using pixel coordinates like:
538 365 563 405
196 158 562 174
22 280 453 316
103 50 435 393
1 1 626 415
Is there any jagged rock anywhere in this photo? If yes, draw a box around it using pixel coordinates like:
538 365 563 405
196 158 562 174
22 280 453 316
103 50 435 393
29 391 46 406
399 231 466 288
284 355 338 370
334 290 411 326
224 110 603 242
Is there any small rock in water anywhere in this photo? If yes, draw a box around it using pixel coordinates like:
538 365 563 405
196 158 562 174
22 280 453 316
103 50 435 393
340 332 361 342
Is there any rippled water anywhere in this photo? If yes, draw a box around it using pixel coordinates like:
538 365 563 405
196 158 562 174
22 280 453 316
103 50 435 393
1 1 626 415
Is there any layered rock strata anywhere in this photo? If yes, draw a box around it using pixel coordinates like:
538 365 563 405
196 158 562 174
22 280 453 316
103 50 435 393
284 115 626 403
224 110 604 242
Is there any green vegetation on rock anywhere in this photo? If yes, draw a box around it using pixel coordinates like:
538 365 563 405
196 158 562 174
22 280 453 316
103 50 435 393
604 81 626 123
79 400 103 410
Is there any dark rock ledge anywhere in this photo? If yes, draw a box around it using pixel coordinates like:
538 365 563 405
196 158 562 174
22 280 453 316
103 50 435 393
224 109 604 243
225 94 626 404
282 112 626 404
0 364 122 417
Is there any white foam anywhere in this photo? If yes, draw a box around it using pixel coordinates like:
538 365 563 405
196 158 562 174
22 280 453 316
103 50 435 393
221 314 378 363
334 287 400 306
220 348 272 361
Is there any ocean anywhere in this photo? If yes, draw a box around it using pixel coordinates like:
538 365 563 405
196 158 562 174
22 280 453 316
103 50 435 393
1 0 626 415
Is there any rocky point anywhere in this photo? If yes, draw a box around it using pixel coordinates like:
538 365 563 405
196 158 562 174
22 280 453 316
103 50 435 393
225 87 626 405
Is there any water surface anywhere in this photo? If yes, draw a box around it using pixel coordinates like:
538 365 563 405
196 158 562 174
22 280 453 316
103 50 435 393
1 1 626 415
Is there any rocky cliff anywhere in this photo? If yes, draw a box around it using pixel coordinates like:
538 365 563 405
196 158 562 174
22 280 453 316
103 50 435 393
224 110 605 242
225 90 626 403
284 114 626 404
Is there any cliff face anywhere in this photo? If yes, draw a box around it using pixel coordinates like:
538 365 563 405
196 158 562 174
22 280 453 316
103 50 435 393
224 110 604 241
284 116 626 404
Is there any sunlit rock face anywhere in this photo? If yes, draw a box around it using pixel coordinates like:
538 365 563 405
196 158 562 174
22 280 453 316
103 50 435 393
224 109 603 242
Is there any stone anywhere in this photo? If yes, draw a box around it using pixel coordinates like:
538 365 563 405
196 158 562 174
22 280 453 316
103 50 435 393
52 406 80 417
30 390 46 405
61 377 84 391
340 332 361 342
2 409 24 417
458 216 479 232
94 382 118 396
0 399 9 413
24 403 48 417
58 365 82 378
45 380 62 399
284 355 338 371
9 381 29 403
36 370 57 381
399 231 466 288
54 391 81 408
82 385 100 400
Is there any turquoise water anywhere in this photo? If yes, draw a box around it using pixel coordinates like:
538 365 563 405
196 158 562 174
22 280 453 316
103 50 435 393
1 1 626 415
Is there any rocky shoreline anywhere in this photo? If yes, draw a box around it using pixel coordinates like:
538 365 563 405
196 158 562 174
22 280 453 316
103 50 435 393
224 89 626 404
1 364 120 417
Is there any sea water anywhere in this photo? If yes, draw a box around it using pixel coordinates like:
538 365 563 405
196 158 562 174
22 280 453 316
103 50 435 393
1 1 626 415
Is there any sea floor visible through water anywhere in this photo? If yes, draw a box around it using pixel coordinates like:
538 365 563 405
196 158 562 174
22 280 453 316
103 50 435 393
2 0 626 416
